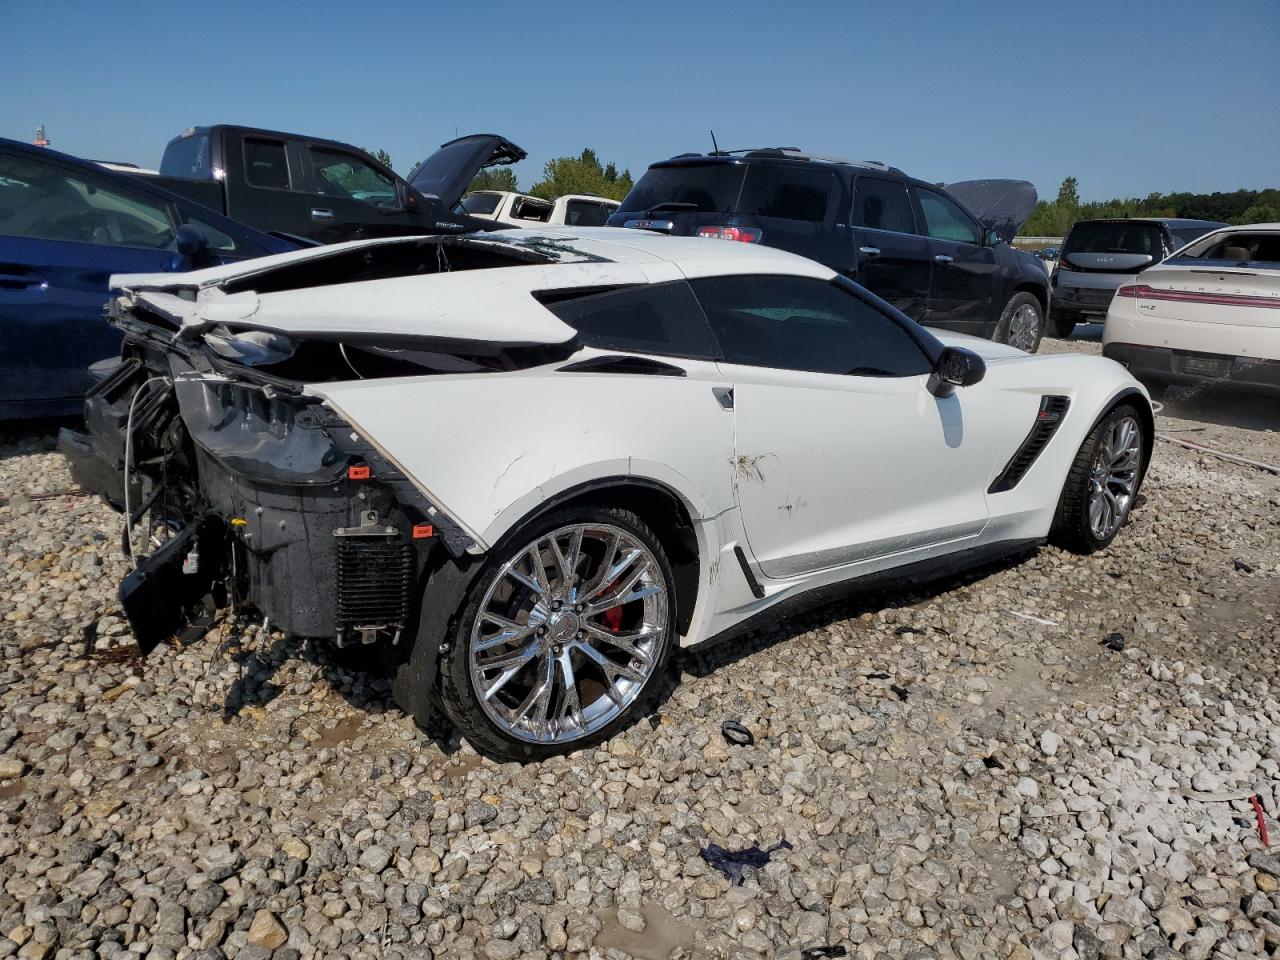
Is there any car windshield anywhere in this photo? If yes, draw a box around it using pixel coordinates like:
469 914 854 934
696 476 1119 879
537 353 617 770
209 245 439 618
619 164 747 214
1063 221 1165 257
1168 231 1280 266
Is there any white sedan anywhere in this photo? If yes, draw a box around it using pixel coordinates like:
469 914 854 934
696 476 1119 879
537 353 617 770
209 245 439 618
1103 222 1280 397
69 228 1153 759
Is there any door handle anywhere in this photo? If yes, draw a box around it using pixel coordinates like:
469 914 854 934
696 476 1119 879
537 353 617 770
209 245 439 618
934 254 954 263
0 268 44 289
859 246 881 256
311 208 335 220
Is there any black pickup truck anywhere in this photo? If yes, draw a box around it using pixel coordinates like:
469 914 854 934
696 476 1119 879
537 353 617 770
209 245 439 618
144 126 525 244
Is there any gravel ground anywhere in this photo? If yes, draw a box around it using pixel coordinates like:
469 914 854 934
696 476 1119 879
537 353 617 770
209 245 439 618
1 331 1278 960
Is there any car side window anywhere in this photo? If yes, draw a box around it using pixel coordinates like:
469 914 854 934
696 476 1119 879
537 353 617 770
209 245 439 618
565 200 609 227
0 152 176 250
916 189 980 244
243 138 291 190
853 177 916 234
690 274 933 377
310 146 398 208
542 281 721 360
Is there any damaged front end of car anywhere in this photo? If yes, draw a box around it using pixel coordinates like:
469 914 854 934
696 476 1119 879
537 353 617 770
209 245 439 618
62 293 483 659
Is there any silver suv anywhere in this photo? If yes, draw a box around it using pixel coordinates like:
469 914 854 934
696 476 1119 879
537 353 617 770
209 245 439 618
1049 217 1225 337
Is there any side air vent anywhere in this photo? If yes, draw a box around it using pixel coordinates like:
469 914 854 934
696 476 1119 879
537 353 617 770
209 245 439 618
558 355 686 377
988 396 1071 493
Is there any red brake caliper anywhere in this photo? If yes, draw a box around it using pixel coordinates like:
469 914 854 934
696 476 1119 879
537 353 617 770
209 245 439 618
598 577 625 633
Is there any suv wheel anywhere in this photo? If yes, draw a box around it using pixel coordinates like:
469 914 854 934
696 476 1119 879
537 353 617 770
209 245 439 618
439 505 676 761
995 292 1045 352
1049 310 1078 338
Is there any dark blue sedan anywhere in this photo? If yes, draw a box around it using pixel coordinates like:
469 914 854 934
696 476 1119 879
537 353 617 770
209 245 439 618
0 138 298 419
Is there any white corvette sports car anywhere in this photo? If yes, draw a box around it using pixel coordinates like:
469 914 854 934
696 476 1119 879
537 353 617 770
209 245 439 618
66 228 1153 759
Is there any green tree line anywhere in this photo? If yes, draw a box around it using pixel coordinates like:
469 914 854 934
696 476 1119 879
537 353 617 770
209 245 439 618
464 148 634 201
1023 176 1280 236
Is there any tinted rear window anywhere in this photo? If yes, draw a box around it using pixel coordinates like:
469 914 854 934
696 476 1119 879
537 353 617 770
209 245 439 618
621 162 835 222
459 193 502 215
1063 221 1165 257
160 133 212 179
620 164 746 214
544 282 720 360
1170 231 1280 266
736 166 834 222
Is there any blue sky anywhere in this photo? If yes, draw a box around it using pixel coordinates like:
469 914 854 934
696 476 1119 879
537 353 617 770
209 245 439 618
3 0 1277 203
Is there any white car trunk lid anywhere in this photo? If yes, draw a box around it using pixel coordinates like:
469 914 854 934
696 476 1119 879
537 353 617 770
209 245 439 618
1122 266 1280 329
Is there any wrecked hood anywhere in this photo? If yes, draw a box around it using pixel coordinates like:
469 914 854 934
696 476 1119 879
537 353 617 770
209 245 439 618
945 180 1038 243
407 134 526 211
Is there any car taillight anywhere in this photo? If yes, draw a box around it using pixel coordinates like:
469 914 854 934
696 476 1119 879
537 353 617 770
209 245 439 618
1056 257 1078 271
1115 284 1146 298
696 225 762 243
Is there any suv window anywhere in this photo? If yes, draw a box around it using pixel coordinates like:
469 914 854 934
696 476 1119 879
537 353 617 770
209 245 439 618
620 164 746 213
543 282 720 360
243 138 290 190
690 275 932 376
737 166 835 222
853 177 916 234
311 146 397 207
0 153 176 250
916 189 980 244
564 199 610 227
1063 221 1165 257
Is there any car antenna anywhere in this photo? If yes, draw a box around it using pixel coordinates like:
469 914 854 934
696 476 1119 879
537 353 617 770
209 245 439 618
710 129 720 155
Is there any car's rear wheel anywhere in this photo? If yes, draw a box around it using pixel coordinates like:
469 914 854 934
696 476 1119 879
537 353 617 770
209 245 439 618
1051 404 1146 553
439 505 675 761
995 292 1045 352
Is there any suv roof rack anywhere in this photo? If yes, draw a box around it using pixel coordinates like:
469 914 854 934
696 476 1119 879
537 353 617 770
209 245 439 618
665 147 904 176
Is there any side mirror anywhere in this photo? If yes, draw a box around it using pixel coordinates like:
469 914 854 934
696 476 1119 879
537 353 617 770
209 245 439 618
174 224 209 259
983 227 1003 247
927 346 986 397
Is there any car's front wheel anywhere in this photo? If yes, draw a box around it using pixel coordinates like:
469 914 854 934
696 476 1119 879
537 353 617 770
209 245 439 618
1051 404 1147 553
439 505 675 761
995 292 1045 352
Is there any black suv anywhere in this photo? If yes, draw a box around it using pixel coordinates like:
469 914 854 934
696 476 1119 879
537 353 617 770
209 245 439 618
608 149 1051 351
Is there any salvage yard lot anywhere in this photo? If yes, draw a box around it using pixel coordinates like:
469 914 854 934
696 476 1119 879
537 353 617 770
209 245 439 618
1 332 1278 960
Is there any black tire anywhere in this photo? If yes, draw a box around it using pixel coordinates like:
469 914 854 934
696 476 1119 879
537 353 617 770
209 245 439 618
1050 403 1147 554
994 292 1045 353
1049 310 1077 339
1141 379 1169 401
438 504 676 762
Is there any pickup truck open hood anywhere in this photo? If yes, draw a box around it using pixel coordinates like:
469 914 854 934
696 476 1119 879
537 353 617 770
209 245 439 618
407 134 526 211
945 180 1038 244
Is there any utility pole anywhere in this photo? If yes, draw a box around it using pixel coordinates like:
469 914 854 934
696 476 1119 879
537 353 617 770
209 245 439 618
34 125 49 147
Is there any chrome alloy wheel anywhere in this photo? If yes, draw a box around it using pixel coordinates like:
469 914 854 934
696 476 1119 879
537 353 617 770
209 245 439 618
468 523 668 744
1088 415 1142 540
1008 302 1041 351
